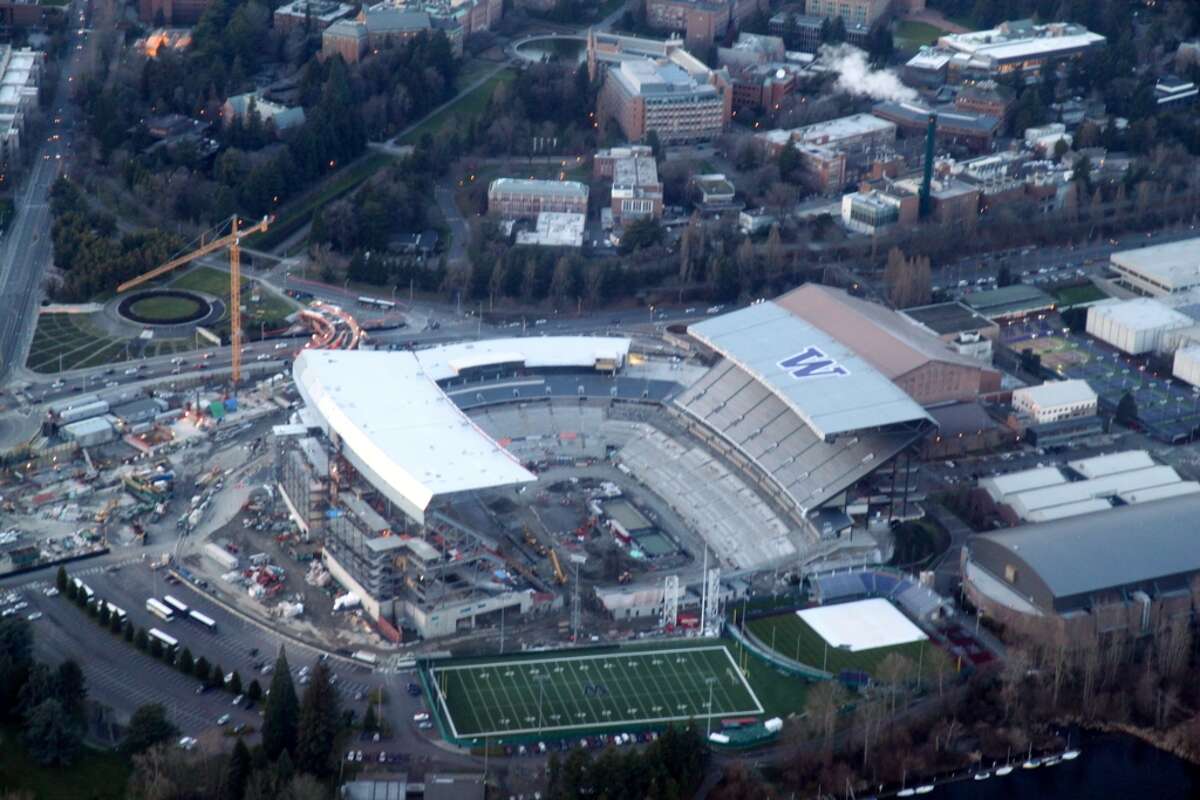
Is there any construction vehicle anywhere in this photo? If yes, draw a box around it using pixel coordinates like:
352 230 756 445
548 548 567 586
94 498 118 523
116 214 273 386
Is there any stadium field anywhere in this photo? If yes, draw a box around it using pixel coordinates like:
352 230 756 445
430 645 763 739
746 610 951 678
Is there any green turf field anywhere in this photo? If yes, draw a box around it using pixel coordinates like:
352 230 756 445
1054 283 1107 307
894 19 947 49
127 295 204 322
431 645 762 739
746 610 950 678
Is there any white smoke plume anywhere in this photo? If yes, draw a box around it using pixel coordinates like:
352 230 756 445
819 44 918 103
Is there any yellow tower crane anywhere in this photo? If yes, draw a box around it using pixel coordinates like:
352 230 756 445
117 215 273 386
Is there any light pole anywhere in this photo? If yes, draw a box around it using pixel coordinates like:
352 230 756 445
648 304 655 326
535 674 548 738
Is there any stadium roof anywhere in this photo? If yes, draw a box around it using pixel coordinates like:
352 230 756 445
414 337 630 382
1110 237 1200 292
972 494 1200 601
294 350 535 524
774 285 990 381
687 299 931 439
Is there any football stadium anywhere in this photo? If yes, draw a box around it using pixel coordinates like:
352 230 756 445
281 285 978 738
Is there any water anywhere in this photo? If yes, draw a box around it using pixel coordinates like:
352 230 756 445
931 733 1200 799
515 37 586 65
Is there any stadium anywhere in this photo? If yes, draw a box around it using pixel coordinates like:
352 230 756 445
277 286 983 735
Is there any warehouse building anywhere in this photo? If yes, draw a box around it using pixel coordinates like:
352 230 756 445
962 284 1056 322
1109 237 1200 296
1085 298 1193 355
1011 379 1096 425
963 494 1200 640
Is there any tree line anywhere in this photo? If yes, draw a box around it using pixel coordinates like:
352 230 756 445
545 724 709 800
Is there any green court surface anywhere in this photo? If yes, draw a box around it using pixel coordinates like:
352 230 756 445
746 611 950 678
431 644 762 739
127 295 204 322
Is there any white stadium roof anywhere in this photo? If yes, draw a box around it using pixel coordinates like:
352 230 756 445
414 337 630 382
294 350 535 523
687 301 931 439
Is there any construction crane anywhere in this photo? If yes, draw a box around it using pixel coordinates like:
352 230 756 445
117 215 273 385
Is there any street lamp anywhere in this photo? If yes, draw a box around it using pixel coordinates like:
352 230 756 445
704 677 717 739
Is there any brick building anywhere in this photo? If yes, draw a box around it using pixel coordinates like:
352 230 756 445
487 179 589 219
607 149 663 222
273 0 354 33
644 0 766 48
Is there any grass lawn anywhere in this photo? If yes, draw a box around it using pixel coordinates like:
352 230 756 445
1054 283 1108 307
398 68 515 146
27 313 210 373
127 295 205 322
894 19 947 49
0 725 130 800
746 611 952 680
169 267 298 328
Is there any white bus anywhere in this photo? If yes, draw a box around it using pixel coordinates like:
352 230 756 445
146 598 174 622
163 595 189 615
351 651 377 666
188 610 217 632
148 628 179 653
72 578 94 601
105 602 127 625
357 296 396 311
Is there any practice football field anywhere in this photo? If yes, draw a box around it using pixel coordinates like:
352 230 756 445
430 645 763 739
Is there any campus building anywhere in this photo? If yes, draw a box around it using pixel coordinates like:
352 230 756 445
605 148 663 223
643 0 766 48
1011 379 1097 425
1109 237 1200 297
487 178 589 220
321 1 476 63
0 46 43 175
138 0 210 25
273 0 354 32
759 113 897 194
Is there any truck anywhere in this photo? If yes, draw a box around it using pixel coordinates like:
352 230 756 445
203 542 239 571
351 651 377 666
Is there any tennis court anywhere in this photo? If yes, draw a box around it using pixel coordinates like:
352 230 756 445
430 645 762 739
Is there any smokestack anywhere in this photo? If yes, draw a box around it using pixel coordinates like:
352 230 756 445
919 111 936 219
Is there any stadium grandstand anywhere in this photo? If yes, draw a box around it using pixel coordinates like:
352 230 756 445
808 567 948 622
676 290 938 535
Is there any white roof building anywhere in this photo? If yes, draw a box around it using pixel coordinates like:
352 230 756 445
1011 379 1097 424
1085 298 1193 355
413 337 630 382
1110 237 1200 296
515 212 586 247
293 350 535 523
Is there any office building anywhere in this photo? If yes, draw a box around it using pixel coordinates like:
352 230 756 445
487 178 589 219
596 46 731 143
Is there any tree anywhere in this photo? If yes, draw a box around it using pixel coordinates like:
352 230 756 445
123 620 134 643
225 737 252 800
194 656 211 686
55 660 87 727
24 699 81 766
135 627 149 651
229 670 243 696
247 678 264 704
263 647 299 759
109 612 123 634
997 264 1013 287
363 703 378 734
211 662 226 689
122 703 178 755
0 618 34 718
55 566 68 594
65 579 77 602
178 647 195 676
1116 391 1138 426
296 661 340 779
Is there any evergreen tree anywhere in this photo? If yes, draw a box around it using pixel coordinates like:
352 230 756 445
122 703 178 755
363 703 378 733
1116 391 1138 426
296 660 340 779
109 612 123 634
211 662 226 689
195 656 211 685
55 660 87 727
123 620 134 643
247 679 263 704
135 627 149 651
275 750 295 786
226 737 252 800
24 699 81 767
262 647 299 759
229 670 243 696
178 647 195 676
55 566 68 594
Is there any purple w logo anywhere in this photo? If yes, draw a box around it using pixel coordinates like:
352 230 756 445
778 347 850 380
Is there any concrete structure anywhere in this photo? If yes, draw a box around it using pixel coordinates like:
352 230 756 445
0 46 43 174
62 417 115 447
222 92 306 132
1012 379 1096 425
1109 237 1200 297
273 0 354 31
963 495 1200 640
514 212 586 247
597 50 731 143
1172 344 1200 388
487 178 588 220
1155 75 1198 108
841 188 912 235
1085 298 1193 355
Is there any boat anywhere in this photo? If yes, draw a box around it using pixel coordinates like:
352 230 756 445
1022 743 1041 769
914 787 934 795
1043 755 1062 767
995 764 1014 776
897 790 916 798
1062 748 1082 761
973 771 991 781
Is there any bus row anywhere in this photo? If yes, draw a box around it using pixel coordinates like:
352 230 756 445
146 595 217 632
72 578 128 626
